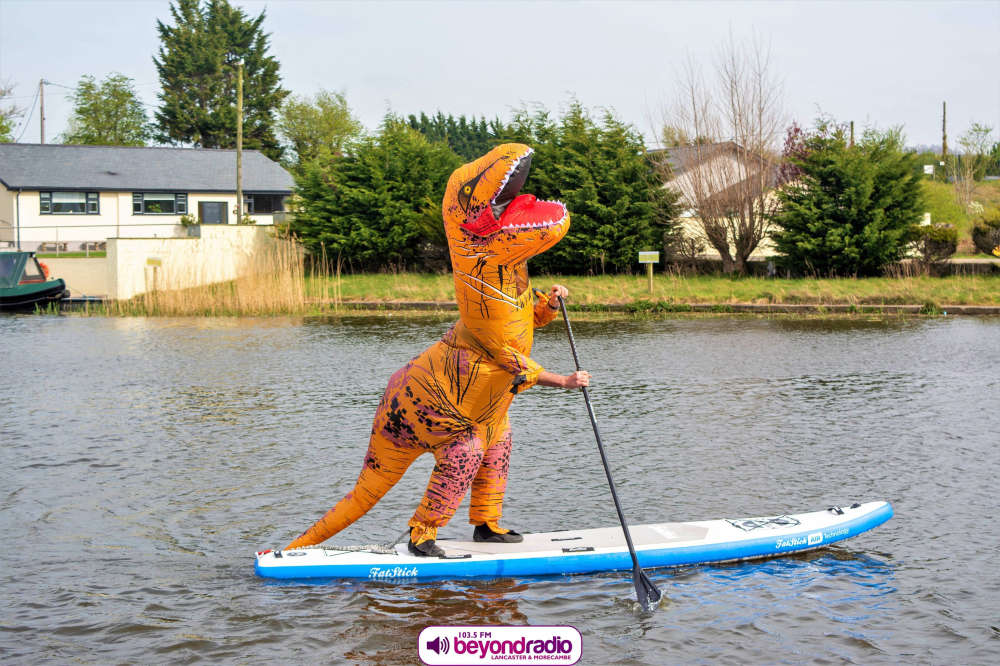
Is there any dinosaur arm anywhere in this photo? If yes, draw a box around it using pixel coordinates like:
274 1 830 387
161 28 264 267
533 295 559 328
498 344 545 393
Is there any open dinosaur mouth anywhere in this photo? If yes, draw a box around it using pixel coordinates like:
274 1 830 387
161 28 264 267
491 152 533 220
460 150 568 237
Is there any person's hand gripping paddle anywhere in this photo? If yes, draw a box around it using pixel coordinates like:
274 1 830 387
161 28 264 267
552 292 662 612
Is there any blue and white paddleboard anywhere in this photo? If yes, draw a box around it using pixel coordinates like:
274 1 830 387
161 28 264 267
254 501 892 581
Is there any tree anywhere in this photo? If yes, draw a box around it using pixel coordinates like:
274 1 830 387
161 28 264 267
277 90 363 173
498 101 681 274
657 35 788 273
771 122 924 276
62 73 150 146
154 0 288 160
948 123 995 211
407 112 501 161
1 79 24 142
988 141 1000 177
290 116 462 270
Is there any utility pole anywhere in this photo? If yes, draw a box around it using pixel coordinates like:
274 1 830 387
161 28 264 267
235 59 244 225
941 101 948 161
39 79 46 144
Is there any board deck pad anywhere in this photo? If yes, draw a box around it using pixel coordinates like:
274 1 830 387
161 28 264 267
254 501 892 581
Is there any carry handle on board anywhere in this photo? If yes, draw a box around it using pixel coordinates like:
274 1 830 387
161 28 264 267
550 291 663 612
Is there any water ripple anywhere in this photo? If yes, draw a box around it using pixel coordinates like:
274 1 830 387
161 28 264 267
1 315 998 664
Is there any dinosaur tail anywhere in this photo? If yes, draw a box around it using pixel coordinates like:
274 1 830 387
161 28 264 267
285 445 413 550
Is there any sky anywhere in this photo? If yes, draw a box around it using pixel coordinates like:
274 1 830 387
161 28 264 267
1 0 998 149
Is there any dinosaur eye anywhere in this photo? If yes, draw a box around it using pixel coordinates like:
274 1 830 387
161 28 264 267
455 158 501 213
457 174 483 212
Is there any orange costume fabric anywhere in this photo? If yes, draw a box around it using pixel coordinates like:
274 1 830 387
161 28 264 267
287 144 570 549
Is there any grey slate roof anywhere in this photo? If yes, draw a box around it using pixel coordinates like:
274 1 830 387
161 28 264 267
648 142 740 178
0 143 294 193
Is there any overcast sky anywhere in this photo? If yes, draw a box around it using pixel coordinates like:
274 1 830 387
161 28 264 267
1 0 998 149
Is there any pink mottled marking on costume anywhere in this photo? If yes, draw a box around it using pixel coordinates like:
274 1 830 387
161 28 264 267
457 347 471 376
412 432 484 527
469 425 513 524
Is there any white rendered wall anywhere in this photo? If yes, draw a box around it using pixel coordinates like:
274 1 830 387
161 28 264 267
107 224 277 300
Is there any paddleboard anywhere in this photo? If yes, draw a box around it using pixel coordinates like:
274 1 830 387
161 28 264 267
254 500 892 581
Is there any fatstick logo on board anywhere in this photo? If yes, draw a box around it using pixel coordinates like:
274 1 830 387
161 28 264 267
418 625 582 665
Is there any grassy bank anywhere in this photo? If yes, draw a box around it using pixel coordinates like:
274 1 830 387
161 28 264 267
59 265 1000 317
308 272 1000 307
921 179 1000 251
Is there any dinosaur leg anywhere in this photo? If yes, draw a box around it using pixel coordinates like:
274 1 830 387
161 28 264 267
469 417 515 534
408 430 485 545
286 433 420 550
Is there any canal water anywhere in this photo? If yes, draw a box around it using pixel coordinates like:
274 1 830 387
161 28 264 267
1 313 998 664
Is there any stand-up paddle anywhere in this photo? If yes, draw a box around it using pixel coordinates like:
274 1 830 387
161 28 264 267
554 293 662 612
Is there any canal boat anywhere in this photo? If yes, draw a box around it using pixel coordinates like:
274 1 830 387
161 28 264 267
0 251 69 311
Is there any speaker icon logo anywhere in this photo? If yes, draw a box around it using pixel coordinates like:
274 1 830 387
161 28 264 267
425 636 449 654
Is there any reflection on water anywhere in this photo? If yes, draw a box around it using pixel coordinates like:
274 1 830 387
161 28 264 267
1 314 998 664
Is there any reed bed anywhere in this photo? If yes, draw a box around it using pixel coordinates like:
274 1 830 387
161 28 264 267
104 238 308 316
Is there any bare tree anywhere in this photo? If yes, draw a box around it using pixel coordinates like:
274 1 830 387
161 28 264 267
948 122 994 212
655 35 787 273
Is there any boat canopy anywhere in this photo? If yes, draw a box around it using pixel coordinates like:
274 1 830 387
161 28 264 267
0 252 44 289
0 252 26 289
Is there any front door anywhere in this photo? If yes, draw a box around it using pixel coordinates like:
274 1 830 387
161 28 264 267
199 201 228 224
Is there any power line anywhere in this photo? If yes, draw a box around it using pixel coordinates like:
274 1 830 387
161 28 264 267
13 84 39 143
3 80 159 101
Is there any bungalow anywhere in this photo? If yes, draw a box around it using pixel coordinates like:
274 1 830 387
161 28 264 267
652 142 783 262
0 143 294 251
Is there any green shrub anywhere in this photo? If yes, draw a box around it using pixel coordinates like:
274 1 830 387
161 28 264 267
772 124 924 276
971 208 1000 255
911 223 958 271
919 300 942 315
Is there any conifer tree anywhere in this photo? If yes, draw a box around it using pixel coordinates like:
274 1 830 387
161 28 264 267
153 0 288 160
772 121 923 276
407 112 499 160
291 116 462 270
498 102 681 274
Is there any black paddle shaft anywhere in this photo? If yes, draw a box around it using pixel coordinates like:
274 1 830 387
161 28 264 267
555 295 662 612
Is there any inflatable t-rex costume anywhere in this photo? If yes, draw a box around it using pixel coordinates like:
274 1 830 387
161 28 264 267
287 143 571 554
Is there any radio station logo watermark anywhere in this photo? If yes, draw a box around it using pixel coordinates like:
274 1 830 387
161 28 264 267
418 625 582 665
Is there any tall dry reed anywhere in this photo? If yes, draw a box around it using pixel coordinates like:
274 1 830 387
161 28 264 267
108 237 308 316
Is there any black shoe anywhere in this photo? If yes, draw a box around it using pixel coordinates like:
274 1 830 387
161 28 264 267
473 523 524 543
408 538 446 557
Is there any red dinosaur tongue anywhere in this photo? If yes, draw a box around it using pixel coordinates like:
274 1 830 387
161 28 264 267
459 195 566 237
498 195 566 231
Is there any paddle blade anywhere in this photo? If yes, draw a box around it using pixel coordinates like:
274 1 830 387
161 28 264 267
633 567 662 612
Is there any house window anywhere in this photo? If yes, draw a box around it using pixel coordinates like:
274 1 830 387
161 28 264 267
132 193 188 215
40 191 99 215
247 194 285 214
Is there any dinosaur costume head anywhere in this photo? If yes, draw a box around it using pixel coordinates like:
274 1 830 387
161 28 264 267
442 143 569 266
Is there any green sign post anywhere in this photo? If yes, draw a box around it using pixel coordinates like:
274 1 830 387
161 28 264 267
638 251 659 294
